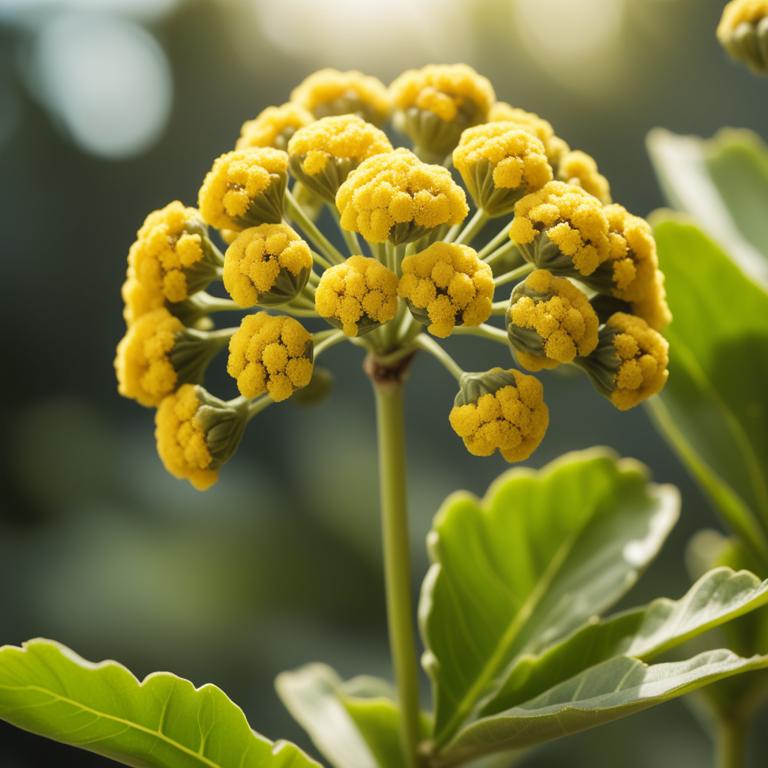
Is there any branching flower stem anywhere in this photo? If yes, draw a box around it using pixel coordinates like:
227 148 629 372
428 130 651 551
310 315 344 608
285 188 346 265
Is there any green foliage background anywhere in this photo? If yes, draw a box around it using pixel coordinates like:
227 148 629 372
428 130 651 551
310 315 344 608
1 0 767 764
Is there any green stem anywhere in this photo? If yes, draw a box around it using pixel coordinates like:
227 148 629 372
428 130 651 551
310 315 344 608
454 209 489 245
285 189 345 265
483 240 521 268
453 323 509 346
494 262 534 288
327 204 364 256
314 330 346 357
415 336 464 382
371 377 421 768
716 719 747 768
477 223 511 259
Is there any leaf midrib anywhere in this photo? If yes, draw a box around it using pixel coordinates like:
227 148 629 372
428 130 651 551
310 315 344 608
0 683 220 768
434 512 593 746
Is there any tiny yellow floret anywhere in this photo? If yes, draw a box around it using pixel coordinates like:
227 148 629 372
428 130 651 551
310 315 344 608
291 69 391 125
127 201 215 305
449 368 549 462
198 148 288 231
507 269 599 371
227 313 314 402
223 223 312 307
509 181 611 277
453 123 552 215
115 308 183 407
488 103 570 167
155 385 217 490
399 241 493 337
288 115 393 200
315 255 399 336
335 149 468 244
236 102 314 150
557 150 611 204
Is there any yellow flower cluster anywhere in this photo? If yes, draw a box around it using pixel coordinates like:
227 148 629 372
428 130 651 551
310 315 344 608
390 64 494 124
588 204 671 330
336 149 468 244
488 103 570 167
291 69 391 125
315 255 398 336
718 0 768 72
399 242 493 338
453 123 553 215
509 181 610 277
449 369 549 461
198 148 288 230
288 115 392 200
507 269 599 371
236 103 314 150
227 313 314 402
126 201 215 306
580 313 669 411
223 224 312 308
115 308 182 407
557 150 611 204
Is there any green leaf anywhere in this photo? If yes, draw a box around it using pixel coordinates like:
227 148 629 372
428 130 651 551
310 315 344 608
486 567 768 713
650 217 768 562
433 650 768 767
0 639 320 768
419 449 679 746
276 663 431 768
647 128 768 286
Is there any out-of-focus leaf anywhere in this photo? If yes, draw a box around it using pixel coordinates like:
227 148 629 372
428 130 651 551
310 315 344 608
0 639 320 768
651 217 768 563
276 663 431 768
432 651 768 767
419 449 679 747
486 567 768 713
647 128 768 286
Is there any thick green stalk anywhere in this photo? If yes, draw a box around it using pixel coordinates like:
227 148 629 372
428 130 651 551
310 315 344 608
370 371 421 768
716 719 747 768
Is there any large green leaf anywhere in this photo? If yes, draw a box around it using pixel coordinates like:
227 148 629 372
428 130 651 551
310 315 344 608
651 217 768 562
0 639 320 768
648 128 768 286
485 567 768 713
276 664 431 768
432 650 768 767
419 449 679 747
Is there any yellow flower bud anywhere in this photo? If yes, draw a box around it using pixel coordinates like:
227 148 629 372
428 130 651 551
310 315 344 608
509 181 611 278
155 384 247 491
453 123 553 216
718 0 768 73
578 312 669 411
127 202 221 305
449 368 549 462
115 308 228 407
506 269 599 371
390 64 495 161
288 115 393 202
557 150 611 204
198 148 288 231
335 148 468 245
399 242 493 337
227 313 314 402
582 204 671 330
223 223 312 308
236 102 314 150
488 103 569 167
291 69 391 125
315 255 398 336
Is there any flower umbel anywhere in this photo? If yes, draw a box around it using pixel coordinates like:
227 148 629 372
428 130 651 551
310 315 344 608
223 224 312 307
506 269 599 371
578 312 669 411
227 313 314 402
315 255 398 336
399 242 493 337
336 148 468 244
198 148 288 230
236 103 314 151
449 368 549 461
557 150 611 204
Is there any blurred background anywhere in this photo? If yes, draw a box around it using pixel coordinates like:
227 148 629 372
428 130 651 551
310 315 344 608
1 0 766 764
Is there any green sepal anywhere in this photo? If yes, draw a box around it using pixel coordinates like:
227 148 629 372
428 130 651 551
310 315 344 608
466 158 527 218
235 173 287 227
395 103 482 162
193 387 249 470
290 155 359 203
454 368 517 407
168 328 230 386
